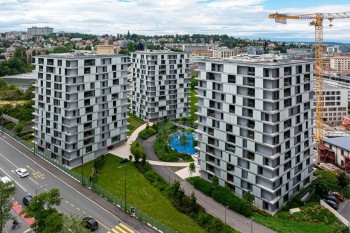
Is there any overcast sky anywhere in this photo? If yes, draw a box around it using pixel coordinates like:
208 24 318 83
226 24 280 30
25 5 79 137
1 0 350 42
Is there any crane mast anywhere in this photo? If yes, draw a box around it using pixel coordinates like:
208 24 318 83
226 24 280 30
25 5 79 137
269 12 350 143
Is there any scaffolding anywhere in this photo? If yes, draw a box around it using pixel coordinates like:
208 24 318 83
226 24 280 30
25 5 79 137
318 144 336 165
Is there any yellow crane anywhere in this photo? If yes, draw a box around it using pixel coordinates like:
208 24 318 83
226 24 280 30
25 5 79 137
269 12 350 143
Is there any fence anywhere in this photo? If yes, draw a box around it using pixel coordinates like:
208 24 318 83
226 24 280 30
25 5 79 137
0 126 177 233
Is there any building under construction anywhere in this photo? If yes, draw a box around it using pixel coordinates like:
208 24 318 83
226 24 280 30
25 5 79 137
320 136 350 173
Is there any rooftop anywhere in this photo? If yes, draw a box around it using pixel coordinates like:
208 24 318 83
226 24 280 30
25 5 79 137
324 136 350 152
199 55 313 66
132 50 189 55
35 51 127 59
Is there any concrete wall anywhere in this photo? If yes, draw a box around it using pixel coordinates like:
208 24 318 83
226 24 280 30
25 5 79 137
320 200 349 228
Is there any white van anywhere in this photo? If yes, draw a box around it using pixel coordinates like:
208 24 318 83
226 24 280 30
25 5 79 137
0 176 15 189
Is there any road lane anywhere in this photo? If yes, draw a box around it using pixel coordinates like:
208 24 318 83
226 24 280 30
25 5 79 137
0 135 157 233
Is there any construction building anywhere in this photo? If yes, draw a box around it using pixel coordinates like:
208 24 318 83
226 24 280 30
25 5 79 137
130 51 190 122
195 57 314 212
330 56 350 71
320 136 350 174
33 52 129 167
96 45 115 54
314 83 348 125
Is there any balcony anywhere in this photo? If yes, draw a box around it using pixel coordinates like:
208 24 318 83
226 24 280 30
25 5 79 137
225 144 235 153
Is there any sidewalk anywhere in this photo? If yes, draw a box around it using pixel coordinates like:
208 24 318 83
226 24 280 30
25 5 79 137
109 123 148 159
2 203 33 233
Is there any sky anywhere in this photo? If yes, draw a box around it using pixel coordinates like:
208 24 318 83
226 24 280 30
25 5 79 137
1 0 350 42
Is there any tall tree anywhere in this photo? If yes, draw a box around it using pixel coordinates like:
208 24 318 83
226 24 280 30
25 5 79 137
22 188 63 233
0 181 15 233
189 162 196 177
62 213 90 233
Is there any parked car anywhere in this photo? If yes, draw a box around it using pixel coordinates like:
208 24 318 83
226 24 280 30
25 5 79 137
0 176 15 189
326 196 339 204
329 191 345 202
325 199 338 210
23 195 33 206
15 168 29 178
82 217 98 231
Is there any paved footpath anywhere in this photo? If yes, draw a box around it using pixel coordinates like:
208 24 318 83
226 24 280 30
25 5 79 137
110 126 276 233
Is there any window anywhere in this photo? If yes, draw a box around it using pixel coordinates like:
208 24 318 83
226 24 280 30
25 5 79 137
228 75 236 83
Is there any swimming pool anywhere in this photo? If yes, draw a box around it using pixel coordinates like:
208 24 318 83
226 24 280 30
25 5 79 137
168 131 196 155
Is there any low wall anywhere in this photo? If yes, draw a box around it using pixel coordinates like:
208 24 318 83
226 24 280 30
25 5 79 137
320 200 349 228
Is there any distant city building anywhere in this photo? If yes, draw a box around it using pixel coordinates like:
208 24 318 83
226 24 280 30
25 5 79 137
33 52 129 167
212 47 241 58
246 46 263 55
286 48 314 59
196 57 314 213
327 45 350 54
330 56 350 71
96 45 115 54
165 43 210 53
131 51 190 122
28 26 53 36
313 84 348 125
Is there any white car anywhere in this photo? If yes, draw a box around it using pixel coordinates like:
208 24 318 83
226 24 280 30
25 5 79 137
0 176 15 189
15 168 29 178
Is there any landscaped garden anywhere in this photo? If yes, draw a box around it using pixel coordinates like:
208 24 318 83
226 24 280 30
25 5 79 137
153 120 194 162
127 113 144 136
73 154 238 233
187 169 350 233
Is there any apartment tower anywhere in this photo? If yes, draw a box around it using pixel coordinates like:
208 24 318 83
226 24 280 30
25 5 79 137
195 58 314 212
33 53 129 167
131 51 190 122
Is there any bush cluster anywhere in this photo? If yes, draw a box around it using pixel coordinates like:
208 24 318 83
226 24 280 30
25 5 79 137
138 127 157 140
135 161 238 233
187 176 254 217
154 136 193 162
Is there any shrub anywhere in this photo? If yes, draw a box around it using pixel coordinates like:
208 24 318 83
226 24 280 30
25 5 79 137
187 177 213 196
187 176 254 217
138 127 157 140
131 141 145 163
154 137 193 162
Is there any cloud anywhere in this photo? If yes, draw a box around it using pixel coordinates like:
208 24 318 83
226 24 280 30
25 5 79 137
0 0 349 42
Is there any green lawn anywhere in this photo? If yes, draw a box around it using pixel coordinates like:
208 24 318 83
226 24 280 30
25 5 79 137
189 89 198 123
74 154 206 233
127 113 144 136
253 215 336 233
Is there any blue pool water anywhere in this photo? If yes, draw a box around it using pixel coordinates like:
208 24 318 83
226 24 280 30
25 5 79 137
169 132 196 155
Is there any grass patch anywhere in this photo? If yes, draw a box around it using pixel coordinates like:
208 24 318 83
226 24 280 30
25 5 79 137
127 113 144 136
74 154 206 233
253 214 339 233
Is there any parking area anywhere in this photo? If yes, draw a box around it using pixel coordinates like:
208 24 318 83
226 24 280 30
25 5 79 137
339 199 350 222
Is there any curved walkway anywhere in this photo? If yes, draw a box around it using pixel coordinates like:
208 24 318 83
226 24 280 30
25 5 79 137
109 124 275 233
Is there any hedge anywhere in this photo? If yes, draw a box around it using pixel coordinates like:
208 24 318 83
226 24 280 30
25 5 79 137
187 177 254 217
139 127 157 140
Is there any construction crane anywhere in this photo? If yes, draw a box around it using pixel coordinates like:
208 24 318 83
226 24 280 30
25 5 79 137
269 12 350 143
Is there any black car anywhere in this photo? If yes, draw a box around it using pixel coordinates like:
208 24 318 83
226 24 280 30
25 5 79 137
325 199 338 210
23 195 33 206
326 196 339 204
82 217 98 231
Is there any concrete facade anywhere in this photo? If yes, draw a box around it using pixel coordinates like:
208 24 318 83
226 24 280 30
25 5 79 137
130 51 190 122
318 84 348 125
330 56 350 71
195 58 314 213
33 53 129 167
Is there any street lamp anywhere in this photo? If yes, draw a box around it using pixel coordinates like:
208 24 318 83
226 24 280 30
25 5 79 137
224 205 228 224
35 184 48 196
81 156 84 186
247 218 253 233
118 165 127 213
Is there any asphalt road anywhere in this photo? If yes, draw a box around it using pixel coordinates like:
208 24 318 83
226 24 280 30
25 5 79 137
0 133 158 233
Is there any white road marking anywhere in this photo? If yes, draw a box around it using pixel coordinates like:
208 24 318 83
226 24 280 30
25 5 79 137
0 137 138 233
0 167 27 193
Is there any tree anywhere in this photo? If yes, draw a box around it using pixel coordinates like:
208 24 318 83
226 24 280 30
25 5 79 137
22 188 63 233
189 162 196 177
243 191 254 204
190 192 197 212
62 213 90 233
0 181 15 233
337 172 349 188
180 133 188 146
212 176 219 188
